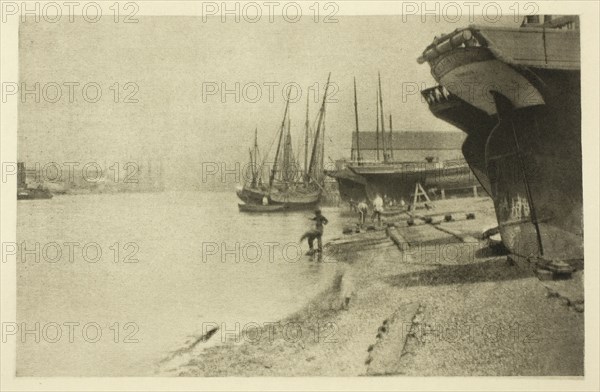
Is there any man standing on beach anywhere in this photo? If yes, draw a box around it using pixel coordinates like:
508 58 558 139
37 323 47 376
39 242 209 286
372 194 384 225
349 198 357 213
357 200 368 226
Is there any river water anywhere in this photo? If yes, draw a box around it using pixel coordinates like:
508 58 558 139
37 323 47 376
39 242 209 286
16 191 343 376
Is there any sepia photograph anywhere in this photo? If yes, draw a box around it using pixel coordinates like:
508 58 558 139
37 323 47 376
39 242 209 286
1 1 598 391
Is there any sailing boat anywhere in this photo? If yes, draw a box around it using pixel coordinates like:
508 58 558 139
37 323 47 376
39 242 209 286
345 74 476 203
236 128 269 204
238 128 287 212
269 74 331 207
237 74 332 210
325 77 368 204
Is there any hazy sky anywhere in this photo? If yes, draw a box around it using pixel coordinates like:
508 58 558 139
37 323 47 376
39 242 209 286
18 15 522 184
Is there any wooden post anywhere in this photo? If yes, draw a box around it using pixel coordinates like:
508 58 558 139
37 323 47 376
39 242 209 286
412 189 418 209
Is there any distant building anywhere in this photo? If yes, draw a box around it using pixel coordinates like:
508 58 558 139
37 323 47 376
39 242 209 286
350 131 465 162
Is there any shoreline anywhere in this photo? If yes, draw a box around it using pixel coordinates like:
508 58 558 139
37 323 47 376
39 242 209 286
163 197 584 376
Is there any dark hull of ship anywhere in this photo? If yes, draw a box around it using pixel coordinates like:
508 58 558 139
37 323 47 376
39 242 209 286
325 168 367 203
236 186 268 204
348 162 479 202
238 203 286 213
423 46 582 266
236 185 320 210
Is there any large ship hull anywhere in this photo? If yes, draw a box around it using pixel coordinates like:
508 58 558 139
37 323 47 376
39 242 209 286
348 160 479 202
420 20 582 267
420 86 497 196
325 167 367 203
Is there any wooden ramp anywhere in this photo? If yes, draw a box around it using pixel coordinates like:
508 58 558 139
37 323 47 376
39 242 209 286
365 303 422 375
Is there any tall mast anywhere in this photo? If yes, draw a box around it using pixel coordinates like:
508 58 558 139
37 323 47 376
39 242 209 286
308 73 331 181
389 114 394 161
249 147 255 186
375 87 380 161
269 89 291 188
304 93 310 181
321 110 326 179
353 77 361 164
253 128 259 184
282 121 292 186
254 127 259 161
378 72 386 162
288 115 293 184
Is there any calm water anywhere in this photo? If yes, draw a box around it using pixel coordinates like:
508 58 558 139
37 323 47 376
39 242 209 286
16 191 343 376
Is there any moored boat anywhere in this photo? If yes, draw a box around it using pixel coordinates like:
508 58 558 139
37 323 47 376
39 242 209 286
17 187 53 200
235 74 332 211
334 74 478 204
17 162 53 200
348 158 478 201
326 77 369 204
269 186 320 205
235 129 271 204
238 203 285 213
325 163 367 204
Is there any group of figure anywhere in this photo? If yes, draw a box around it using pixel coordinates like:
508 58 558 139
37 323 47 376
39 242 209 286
355 195 383 225
351 194 405 226
299 193 408 257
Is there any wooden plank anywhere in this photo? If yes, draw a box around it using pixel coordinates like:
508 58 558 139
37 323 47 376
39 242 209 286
366 303 421 375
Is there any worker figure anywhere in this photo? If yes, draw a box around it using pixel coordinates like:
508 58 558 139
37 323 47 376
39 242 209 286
349 198 357 213
262 195 269 206
357 200 369 226
372 193 384 225
300 209 329 256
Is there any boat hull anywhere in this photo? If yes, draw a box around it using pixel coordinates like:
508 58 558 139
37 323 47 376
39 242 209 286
269 187 321 206
421 27 582 266
349 160 478 202
236 186 268 204
17 188 53 200
238 203 286 213
237 184 321 210
486 78 582 263
325 168 367 203
421 85 497 196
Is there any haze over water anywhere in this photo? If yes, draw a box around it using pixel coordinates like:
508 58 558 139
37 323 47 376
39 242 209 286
16 191 343 376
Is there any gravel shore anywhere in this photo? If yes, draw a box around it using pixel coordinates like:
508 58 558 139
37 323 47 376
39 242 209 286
166 197 584 376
